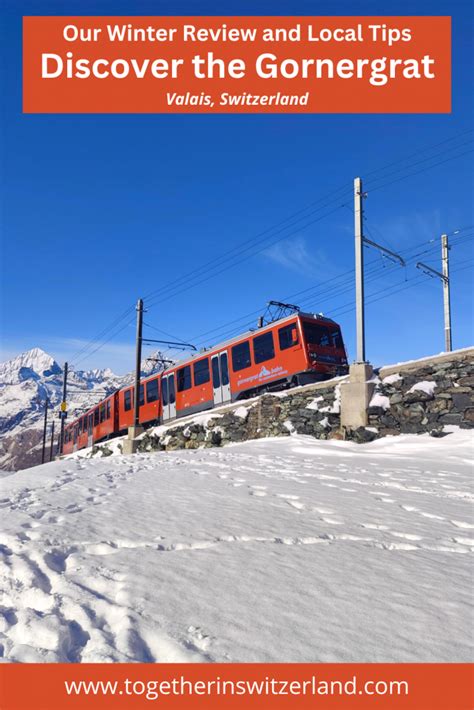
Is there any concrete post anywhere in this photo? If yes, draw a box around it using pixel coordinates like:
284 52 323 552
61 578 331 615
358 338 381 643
122 425 145 455
340 362 375 430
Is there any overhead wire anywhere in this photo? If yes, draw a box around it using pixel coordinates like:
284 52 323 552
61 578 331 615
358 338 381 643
69 129 473 368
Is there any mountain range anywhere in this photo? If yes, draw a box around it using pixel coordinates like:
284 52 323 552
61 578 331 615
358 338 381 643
0 347 163 471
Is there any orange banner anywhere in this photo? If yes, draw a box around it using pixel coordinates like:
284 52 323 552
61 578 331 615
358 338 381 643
0 663 472 709
23 16 451 113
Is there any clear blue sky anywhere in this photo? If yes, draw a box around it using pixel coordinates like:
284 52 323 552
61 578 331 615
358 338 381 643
1 0 473 374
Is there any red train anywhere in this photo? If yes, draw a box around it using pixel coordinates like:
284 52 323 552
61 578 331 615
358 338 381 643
62 311 348 454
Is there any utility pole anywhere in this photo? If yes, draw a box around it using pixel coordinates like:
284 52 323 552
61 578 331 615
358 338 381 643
49 420 55 462
354 177 365 363
59 362 68 454
353 176 406 363
442 234 452 352
343 177 406 432
416 233 452 352
41 398 48 464
133 298 144 428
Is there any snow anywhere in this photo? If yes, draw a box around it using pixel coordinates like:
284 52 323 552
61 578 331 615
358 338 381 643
233 407 249 420
369 392 390 410
319 384 341 414
407 381 437 396
378 346 474 372
0 348 60 384
382 373 403 385
306 396 324 410
0 429 473 663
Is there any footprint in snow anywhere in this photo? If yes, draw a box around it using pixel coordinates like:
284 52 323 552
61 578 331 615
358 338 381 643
287 500 305 511
451 520 474 529
390 532 423 541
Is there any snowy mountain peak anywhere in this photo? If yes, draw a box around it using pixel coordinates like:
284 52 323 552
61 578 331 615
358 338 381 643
0 345 167 470
0 348 62 385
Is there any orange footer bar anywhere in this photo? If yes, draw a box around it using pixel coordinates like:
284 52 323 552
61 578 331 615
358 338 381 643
0 663 472 710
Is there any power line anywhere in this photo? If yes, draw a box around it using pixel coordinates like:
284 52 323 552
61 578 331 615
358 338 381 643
362 128 473 181
68 130 473 367
366 149 474 194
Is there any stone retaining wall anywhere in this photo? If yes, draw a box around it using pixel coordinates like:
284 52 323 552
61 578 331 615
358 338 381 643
98 348 473 456
137 379 344 453
367 348 474 441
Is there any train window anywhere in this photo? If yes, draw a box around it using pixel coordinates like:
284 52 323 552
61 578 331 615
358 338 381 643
331 330 344 349
177 366 192 392
253 331 275 364
124 389 132 411
146 378 159 403
99 403 106 423
232 341 251 371
211 357 220 387
139 384 145 406
193 359 210 386
82 417 87 433
106 400 111 420
88 414 93 434
169 375 176 404
94 408 99 426
161 378 168 406
278 324 298 350
221 353 229 385
303 323 331 347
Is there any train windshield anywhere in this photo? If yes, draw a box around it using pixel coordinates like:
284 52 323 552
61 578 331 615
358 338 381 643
303 322 344 349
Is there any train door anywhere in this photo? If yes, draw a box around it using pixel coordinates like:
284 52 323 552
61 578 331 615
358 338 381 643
87 413 93 448
73 423 78 453
162 373 176 422
211 351 231 405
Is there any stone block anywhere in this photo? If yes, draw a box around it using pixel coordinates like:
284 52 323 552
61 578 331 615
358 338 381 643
452 393 473 411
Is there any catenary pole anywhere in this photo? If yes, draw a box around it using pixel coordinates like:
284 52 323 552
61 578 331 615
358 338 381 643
133 298 144 428
441 234 452 352
41 398 48 464
354 177 365 363
416 234 452 352
49 420 55 462
59 362 68 454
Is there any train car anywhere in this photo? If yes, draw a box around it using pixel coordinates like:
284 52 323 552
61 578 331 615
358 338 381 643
90 392 119 443
62 422 74 455
118 373 161 432
60 311 347 454
61 393 119 454
166 311 347 417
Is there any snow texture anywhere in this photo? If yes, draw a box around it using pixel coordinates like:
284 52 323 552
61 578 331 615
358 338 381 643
382 373 403 385
0 429 472 663
306 396 324 410
407 381 438 396
369 393 391 410
233 407 249 420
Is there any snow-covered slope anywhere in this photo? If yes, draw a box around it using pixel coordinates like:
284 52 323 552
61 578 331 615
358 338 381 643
0 347 62 384
0 348 130 471
1 429 472 663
